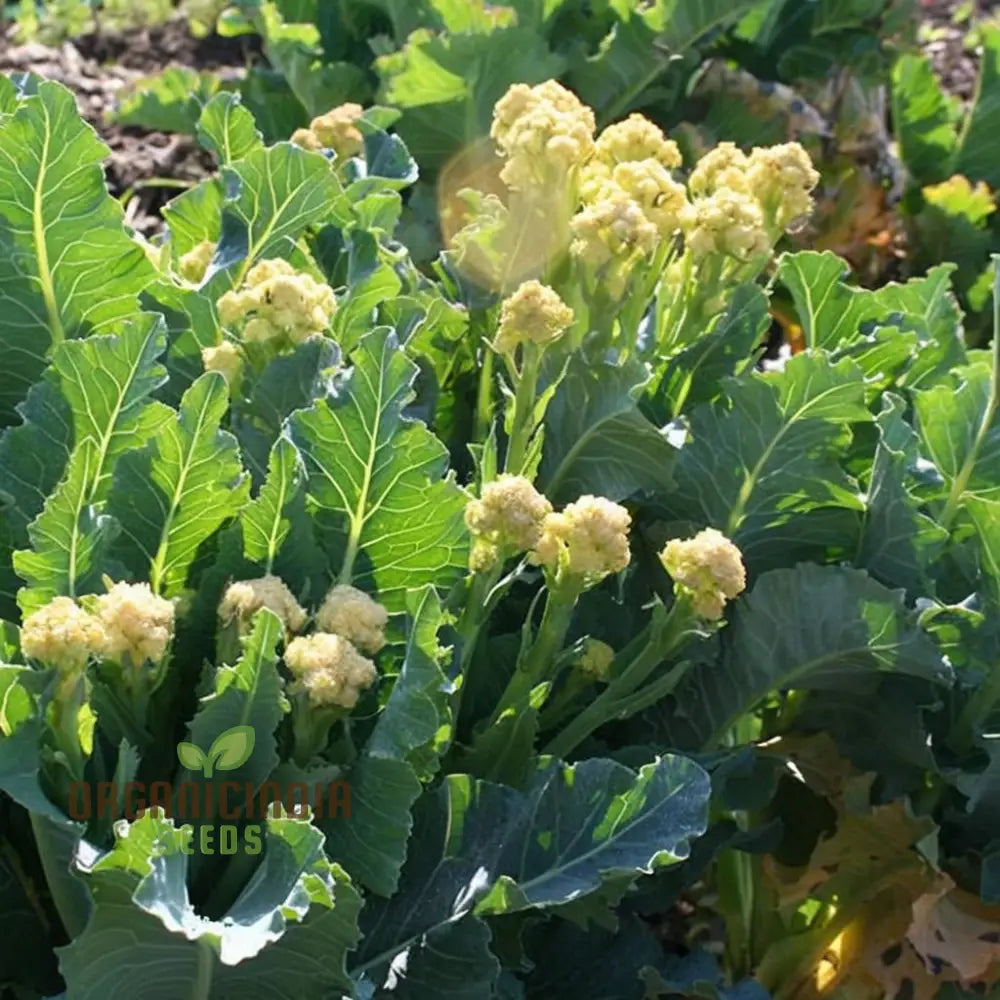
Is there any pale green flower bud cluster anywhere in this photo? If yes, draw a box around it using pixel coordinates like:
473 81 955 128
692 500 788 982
284 633 377 710
201 341 244 386
491 80 596 191
20 596 108 674
579 638 615 680
218 577 387 710
492 280 574 356
315 585 389 655
533 494 632 586
464 474 553 572
217 259 337 346
682 140 819 261
291 103 365 162
178 240 215 284
570 112 688 278
659 527 746 621
219 575 308 634
22 583 177 673
93 582 176 667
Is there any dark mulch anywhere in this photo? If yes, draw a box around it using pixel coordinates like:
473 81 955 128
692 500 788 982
918 0 988 102
0 16 259 234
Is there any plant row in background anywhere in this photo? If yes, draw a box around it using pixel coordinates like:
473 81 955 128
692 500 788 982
1 28 1000 1000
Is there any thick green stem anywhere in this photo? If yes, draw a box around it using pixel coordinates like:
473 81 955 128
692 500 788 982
503 350 540 475
487 588 577 727
474 347 495 444
290 699 342 767
544 601 697 758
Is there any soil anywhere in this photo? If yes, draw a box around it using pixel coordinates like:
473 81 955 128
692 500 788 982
0 16 259 235
918 0 989 103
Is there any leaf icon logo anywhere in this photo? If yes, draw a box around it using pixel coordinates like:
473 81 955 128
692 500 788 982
177 725 256 778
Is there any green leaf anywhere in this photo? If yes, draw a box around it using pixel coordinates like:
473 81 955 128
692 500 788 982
213 143 344 295
967 498 1000 605
0 80 154 424
891 53 959 185
658 564 951 750
652 283 768 419
567 11 669 119
321 754 422 897
657 0 761 52
663 352 870 561
857 393 948 593
196 91 264 164
368 585 453 774
913 359 1000 508
778 253 964 383
51 313 173 501
812 0 885 32
289 327 469 610
540 356 676 504
241 435 307 571
953 26 1000 190
113 67 225 135
13 440 120 614
354 755 709 985
183 610 286 785
376 26 565 170
108 373 251 597
58 809 362 999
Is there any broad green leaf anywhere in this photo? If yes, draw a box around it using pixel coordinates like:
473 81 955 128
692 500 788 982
0 80 154 424
162 179 225 259
13 440 119 614
657 564 951 750
376 27 565 170
657 0 761 52
368 585 453 777
109 373 251 597
183 610 286 785
354 755 709 986
0 314 170 579
652 283 768 419
59 810 362 999
234 337 341 485
814 0 884 32
197 91 264 164
778 253 963 380
913 359 1000 509
289 327 469 611
891 54 959 185
953 27 1000 190
967 498 1000 606
114 67 225 134
50 314 172 502
663 352 870 561
213 143 344 294
321 754 422 897
567 10 670 119
857 393 947 593
540 357 676 504
241 436 307 571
